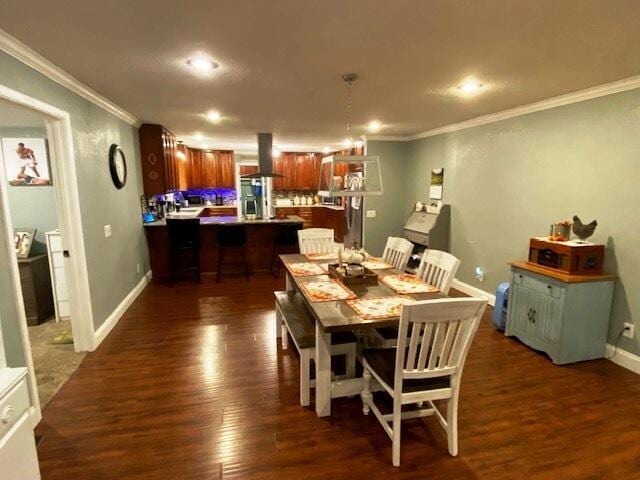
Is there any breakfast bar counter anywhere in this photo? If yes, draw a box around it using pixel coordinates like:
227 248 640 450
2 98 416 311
144 215 303 281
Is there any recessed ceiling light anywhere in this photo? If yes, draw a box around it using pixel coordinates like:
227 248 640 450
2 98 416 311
200 143 208 148
342 138 353 147
187 58 219 72
206 110 222 123
272 147 281 158
458 80 483 94
194 132 203 141
322 147 331 154
367 120 382 132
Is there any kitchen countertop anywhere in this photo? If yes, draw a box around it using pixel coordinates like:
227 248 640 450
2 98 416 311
145 214 304 227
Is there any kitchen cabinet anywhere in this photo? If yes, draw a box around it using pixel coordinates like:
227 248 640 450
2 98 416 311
239 165 259 176
294 153 321 190
505 262 615 364
185 148 235 190
140 124 184 195
217 151 235 188
273 153 295 190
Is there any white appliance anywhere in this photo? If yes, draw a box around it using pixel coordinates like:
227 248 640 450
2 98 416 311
45 230 70 322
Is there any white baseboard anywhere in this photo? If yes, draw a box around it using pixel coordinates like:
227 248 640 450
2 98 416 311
452 279 496 307
605 344 640 375
91 270 152 350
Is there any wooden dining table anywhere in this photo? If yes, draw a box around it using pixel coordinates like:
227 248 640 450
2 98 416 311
280 253 446 417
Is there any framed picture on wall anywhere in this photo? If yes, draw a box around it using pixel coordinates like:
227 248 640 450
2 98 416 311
14 228 37 258
1 137 52 186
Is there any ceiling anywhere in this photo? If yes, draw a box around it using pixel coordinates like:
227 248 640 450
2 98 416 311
1 0 639 152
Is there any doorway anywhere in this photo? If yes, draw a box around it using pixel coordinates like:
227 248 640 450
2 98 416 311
0 84 95 417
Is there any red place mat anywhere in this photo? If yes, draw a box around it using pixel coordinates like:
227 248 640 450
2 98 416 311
286 262 327 277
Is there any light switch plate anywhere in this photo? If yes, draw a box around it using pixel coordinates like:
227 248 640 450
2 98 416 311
104 224 112 238
366 210 377 218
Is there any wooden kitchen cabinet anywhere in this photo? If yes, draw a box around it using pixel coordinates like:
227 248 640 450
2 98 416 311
294 153 319 190
217 151 235 188
273 153 295 190
188 148 203 189
202 151 218 188
140 124 184 195
239 165 259 176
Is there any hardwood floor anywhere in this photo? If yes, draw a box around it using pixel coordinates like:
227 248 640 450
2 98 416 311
36 274 640 479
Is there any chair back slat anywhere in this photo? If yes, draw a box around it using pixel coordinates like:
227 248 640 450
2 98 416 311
297 228 338 254
382 237 413 271
394 298 487 389
416 250 461 294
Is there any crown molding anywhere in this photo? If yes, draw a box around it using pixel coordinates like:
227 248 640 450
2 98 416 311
371 74 640 143
0 28 139 127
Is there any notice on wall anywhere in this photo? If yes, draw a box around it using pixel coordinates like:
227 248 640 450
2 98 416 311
429 168 444 199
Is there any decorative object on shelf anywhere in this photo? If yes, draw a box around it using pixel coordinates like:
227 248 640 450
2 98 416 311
549 220 572 241
528 237 604 275
109 143 127 189
2 137 52 186
14 227 36 258
572 215 597 242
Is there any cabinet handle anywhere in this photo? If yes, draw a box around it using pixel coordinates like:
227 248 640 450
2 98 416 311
527 307 537 323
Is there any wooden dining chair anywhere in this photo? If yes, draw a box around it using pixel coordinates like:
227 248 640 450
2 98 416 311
382 237 413 272
416 249 461 295
361 297 487 466
297 228 338 254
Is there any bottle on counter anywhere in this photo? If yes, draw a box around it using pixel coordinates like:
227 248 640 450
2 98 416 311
293 194 300 205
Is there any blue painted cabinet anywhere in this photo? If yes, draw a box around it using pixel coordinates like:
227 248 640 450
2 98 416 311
505 263 614 364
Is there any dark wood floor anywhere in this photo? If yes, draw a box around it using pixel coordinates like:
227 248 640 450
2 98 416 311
36 274 640 479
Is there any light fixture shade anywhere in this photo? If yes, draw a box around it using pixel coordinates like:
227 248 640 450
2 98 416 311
317 155 383 197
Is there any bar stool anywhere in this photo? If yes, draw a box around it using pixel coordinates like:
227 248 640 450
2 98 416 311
166 218 201 284
271 223 302 278
216 225 250 282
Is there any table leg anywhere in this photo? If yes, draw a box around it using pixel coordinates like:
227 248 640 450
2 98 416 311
315 321 332 417
285 271 294 291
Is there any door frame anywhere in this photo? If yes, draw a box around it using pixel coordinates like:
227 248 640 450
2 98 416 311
0 84 96 418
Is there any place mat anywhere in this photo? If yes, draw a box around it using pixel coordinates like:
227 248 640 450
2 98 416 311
361 257 395 270
347 296 416 320
305 252 339 261
298 279 357 302
380 273 439 294
286 262 327 276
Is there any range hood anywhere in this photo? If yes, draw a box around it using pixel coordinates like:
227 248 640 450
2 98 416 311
241 133 284 178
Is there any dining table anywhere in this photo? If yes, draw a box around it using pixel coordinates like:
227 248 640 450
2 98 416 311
279 253 446 417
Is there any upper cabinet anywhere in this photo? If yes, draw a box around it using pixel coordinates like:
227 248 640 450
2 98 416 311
140 124 185 195
217 151 235 188
273 153 295 190
186 148 235 190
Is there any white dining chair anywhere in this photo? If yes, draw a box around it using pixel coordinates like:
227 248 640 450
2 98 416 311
297 228 338 254
361 297 488 466
381 236 413 272
416 249 461 295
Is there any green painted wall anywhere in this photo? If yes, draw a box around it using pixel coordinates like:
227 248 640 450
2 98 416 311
363 141 410 255
0 50 149 364
402 88 640 356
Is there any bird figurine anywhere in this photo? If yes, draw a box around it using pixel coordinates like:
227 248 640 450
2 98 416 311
572 215 597 243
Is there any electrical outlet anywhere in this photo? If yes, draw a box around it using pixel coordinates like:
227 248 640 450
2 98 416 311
623 322 635 339
475 267 485 282
103 224 112 238
366 210 377 218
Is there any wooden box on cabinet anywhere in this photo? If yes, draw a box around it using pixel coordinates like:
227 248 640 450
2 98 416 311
505 261 615 364
18 254 54 325
528 238 604 275
139 124 184 195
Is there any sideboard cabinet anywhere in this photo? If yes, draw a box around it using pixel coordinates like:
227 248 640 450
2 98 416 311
505 262 615 364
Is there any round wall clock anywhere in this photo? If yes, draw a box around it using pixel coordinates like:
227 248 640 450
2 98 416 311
109 144 127 189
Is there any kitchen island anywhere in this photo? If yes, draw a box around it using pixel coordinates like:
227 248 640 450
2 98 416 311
144 211 304 281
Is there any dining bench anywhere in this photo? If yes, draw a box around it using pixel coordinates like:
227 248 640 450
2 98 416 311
274 291 356 406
